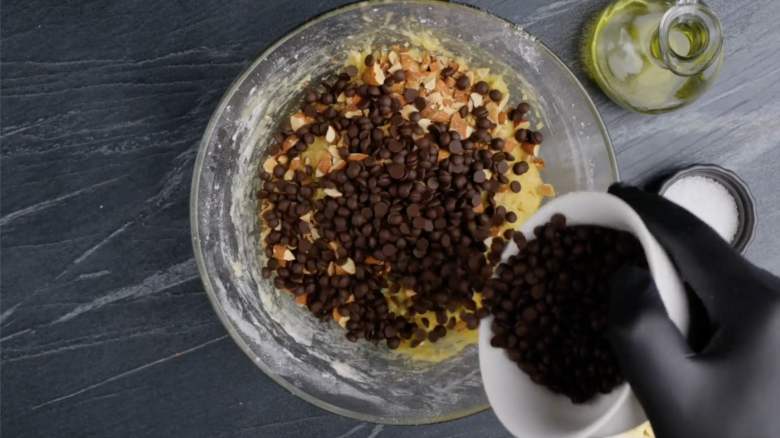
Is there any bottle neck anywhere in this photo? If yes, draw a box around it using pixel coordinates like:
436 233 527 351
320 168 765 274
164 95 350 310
653 1 723 77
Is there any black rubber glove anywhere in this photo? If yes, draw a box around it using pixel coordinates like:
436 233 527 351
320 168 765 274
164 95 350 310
607 184 780 438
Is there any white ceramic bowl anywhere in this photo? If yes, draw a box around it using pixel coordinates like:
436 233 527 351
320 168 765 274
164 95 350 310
479 192 689 438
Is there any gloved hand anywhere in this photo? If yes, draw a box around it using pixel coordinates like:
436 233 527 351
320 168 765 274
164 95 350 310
607 184 780 438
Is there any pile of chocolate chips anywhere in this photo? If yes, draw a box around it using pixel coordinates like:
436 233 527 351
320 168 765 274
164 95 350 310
486 214 646 403
256 53 545 349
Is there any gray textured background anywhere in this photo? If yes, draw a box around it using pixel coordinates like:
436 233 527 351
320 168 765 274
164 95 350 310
2 0 779 437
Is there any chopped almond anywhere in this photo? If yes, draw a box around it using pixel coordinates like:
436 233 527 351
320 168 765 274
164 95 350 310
514 119 531 130
435 79 451 96
485 102 499 123
365 256 381 265
450 112 468 139
341 258 356 275
289 157 301 170
325 126 337 143
473 203 485 213
316 150 332 176
532 158 546 170
346 95 362 111
455 320 468 331
502 138 518 153
498 112 508 124
330 159 346 172
273 245 295 261
470 92 483 108
538 184 556 197
430 110 450 123
324 188 343 198
437 149 451 162
400 54 420 72
263 156 279 173
445 77 457 88
348 153 369 161
389 82 406 94
429 61 440 72
362 63 385 86
294 294 308 305
521 142 540 157
290 113 307 131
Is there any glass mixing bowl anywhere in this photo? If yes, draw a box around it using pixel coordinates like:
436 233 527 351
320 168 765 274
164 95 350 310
191 0 617 425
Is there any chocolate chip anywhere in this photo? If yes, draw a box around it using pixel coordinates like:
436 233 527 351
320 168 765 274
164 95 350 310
456 75 470 90
346 65 358 77
388 164 405 179
532 131 544 144
516 102 530 114
364 54 375 67
414 96 427 111
510 181 522 193
474 81 489 95
513 161 529 176
489 89 502 102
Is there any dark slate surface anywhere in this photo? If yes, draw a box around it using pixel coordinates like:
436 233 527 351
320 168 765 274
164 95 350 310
2 0 779 437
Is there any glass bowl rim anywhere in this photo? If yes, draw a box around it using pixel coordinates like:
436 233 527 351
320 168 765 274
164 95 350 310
190 0 618 425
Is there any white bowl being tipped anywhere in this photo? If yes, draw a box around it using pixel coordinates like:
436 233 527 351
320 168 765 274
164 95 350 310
479 192 689 438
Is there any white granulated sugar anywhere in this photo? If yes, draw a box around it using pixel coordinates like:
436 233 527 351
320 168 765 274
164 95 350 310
663 176 739 242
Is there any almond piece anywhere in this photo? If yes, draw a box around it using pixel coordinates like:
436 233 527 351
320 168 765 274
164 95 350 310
470 92 483 108
445 77 457 88
289 157 301 171
532 158 546 170
344 110 363 119
388 51 400 65
294 294 308 305
476 68 490 78
514 119 531 130
538 184 556 197
325 125 337 143
426 91 443 105
316 151 332 176
290 113 308 132
324 188 343 198
435 79 450 96
283 168 294 181
348 153 369 161
429 61 440 72
498 112 508 124
400 104 417 120
521 143 540 157
485 102 499 123
429 110 450 123
389 82 406 94
473 203 485 213
502 138 518 153
341 258 356 275
497 92 511 112
400 54 420 72
437 149 451 162
365 256 381 265
450 112 468 139
362 63 385 86
455 320 468 331
346 95 361 111
423 74 437 91
330 159 346 172
263 156 278 173
273 245 295 261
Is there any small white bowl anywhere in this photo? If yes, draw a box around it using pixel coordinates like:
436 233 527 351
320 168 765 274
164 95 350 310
479 192 689 438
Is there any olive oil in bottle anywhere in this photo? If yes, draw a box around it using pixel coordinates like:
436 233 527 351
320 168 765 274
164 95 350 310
583 0 723 114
